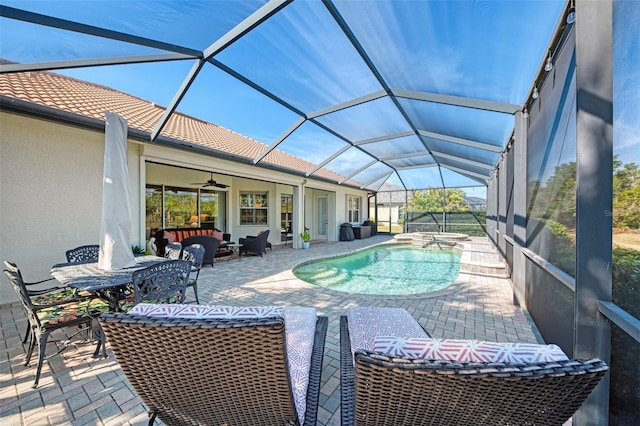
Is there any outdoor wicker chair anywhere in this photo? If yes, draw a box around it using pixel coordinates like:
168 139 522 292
65 244 100 263
181 243 206 303
340 314 609 426
3 261 109 388
239 229 270 257
99 304 328 426
181 234 220 266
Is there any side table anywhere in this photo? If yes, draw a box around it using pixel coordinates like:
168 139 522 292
225 243 243 261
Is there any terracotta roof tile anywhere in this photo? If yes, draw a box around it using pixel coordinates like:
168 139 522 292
0 68 364 188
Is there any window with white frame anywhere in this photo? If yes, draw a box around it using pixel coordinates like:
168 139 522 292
347 194 361 223
239 191 268 225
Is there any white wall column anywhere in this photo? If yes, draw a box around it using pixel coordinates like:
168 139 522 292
292 180 306 249
512 110 528 305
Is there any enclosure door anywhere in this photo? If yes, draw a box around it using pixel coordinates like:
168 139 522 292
316 196 328 239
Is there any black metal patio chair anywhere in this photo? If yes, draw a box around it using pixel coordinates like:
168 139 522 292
3 261 109 388
132 259 192 305
163 242 183 260
65 244 100 264
8 265 89 345
181 243 206 304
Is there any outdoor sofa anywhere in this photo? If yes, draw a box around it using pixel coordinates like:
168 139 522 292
155 227 232 263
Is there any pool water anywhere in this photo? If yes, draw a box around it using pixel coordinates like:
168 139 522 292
293 245 461 295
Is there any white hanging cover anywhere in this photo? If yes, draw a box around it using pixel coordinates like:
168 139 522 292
98 112 136 270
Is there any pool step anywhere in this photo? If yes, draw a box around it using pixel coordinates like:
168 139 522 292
459 259 507 277
295 264 352 287
459 239 507 277
393 234 508 277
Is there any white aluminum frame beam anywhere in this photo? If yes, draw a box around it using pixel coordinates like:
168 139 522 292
352 131 415 146
339 159 379 184
418 130 504 153
307 90 387 119
392 88 521 114
431 151 495 170
0 6 201 57
441 165 489 181
0 54 195 74
152 0 291 141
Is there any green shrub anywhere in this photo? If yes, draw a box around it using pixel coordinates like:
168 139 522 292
610 248 640 425
612 248 640 316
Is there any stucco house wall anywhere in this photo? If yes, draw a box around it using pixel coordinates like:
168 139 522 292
0 111 142 302
1 109 368 304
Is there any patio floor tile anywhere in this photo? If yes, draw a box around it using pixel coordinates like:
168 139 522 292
1 235 540 425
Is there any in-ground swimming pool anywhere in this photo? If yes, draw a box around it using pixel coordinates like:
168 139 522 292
293 244 461 295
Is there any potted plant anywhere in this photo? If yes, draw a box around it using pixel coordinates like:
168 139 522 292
300 230 311 249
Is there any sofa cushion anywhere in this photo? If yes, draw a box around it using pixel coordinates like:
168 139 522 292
129 303 316 425
129 303 282 318
212 230 224 241
347 307 429 356
372 336 569 363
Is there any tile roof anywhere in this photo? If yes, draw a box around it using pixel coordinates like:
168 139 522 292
0 66 362 187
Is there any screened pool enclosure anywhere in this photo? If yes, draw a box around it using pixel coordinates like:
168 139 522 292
1 0 638 423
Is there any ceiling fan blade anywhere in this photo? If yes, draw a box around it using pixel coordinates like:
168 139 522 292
190 173 226 188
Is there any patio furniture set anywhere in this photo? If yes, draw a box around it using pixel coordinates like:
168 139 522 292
3 246 609 425
156 227 273 266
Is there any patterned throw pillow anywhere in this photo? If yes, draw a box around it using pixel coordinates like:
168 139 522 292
163 231 176 244
128 304 316 425
372 336 569 363
347 307 429 356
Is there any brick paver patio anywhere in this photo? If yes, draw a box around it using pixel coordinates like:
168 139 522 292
1 235 540 425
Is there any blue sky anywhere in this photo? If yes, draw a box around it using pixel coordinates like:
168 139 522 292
1 0 637 188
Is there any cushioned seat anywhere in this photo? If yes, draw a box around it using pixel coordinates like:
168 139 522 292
340 307 609 426
155 228 230 258
100 303 327 426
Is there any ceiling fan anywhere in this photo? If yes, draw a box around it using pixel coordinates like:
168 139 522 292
192 172 229 188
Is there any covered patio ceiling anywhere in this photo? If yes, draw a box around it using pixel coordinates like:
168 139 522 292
0 0 570 191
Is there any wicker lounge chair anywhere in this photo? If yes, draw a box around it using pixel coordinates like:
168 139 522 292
340 314 609 426
99 304 328 425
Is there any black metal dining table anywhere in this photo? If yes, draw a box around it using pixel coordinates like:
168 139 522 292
51 255 167 311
